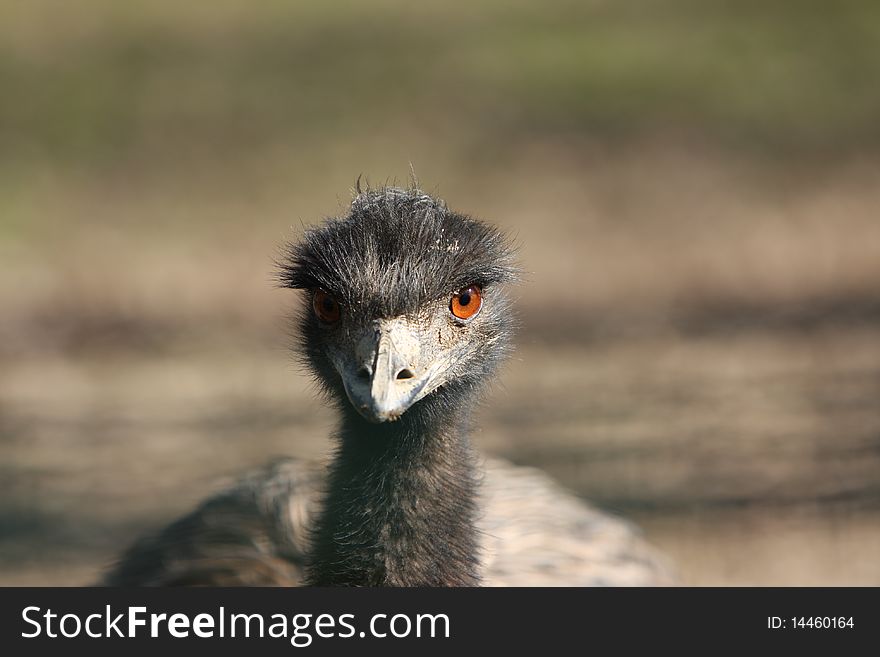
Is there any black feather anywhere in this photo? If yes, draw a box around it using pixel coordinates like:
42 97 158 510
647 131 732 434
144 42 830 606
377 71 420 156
279 186 517 318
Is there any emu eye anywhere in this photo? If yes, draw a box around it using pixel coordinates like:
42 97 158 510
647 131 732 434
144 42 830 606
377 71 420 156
313 290 341 324
450 285 482 321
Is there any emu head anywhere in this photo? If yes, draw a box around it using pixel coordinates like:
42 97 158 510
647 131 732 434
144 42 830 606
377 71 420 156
280 187 517 424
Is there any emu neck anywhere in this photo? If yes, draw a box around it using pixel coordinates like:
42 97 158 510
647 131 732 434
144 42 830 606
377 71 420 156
306 406 480 586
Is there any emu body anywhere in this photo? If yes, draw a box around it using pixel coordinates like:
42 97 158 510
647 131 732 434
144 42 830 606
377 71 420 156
103 187 674 587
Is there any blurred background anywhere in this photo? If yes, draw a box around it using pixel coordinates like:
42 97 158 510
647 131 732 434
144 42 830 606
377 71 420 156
2 0 879 585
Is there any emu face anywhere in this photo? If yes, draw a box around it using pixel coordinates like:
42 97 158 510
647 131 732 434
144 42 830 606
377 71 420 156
281 188 517 423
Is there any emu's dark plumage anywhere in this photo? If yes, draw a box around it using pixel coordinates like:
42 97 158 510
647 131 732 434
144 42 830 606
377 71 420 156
103 458 675 586
279 188 518 585
102 187 675 587
279 189 517 317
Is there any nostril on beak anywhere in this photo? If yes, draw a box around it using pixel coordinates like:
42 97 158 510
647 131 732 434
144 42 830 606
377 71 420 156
396 368 415 380
357 366 372 381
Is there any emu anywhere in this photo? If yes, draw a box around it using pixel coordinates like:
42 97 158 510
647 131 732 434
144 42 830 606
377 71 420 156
102 187 673 586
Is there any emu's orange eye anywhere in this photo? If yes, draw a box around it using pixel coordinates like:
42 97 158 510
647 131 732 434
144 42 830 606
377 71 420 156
313 290 341 324
450 285 482 321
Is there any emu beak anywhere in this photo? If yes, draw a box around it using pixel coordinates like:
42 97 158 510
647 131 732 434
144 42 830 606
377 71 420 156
336 319 440 423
